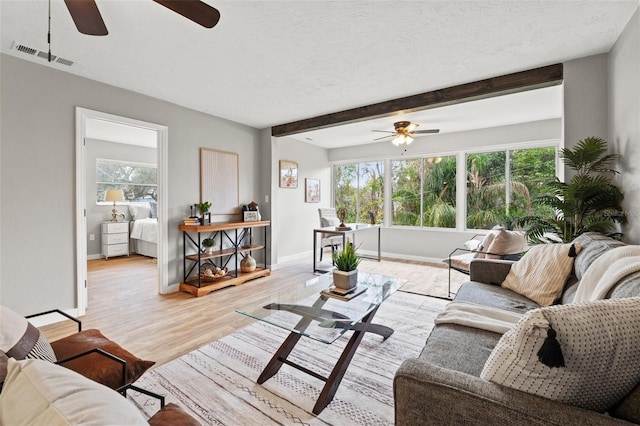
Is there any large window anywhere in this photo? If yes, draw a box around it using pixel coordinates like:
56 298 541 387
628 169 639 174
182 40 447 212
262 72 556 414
391 155 457 228
334 162 384 223
96 159 157 204
466 147 556 229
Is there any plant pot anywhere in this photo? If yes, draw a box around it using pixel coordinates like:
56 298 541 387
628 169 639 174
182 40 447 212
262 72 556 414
333 269 358 290
240 254 256 272
205 247 215 254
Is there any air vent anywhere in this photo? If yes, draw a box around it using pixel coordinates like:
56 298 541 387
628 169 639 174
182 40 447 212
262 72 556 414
11 41 75 66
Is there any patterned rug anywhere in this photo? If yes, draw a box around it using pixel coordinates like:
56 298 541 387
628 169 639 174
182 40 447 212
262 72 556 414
358 258 468 299
128 291 448 425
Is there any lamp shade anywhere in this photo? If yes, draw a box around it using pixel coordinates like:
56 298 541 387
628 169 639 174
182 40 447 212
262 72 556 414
104 189 125 202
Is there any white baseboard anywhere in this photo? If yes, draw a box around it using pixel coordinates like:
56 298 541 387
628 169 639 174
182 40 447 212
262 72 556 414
87 254 102 260
29 308 81 327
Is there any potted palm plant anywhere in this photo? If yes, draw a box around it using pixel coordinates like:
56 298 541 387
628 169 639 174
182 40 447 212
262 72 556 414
198 201 212 225
514 137 625 243
332 243 361 290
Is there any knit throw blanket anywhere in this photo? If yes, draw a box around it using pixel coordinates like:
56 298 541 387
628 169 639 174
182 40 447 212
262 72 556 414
573 245 640 303
434 301 522 334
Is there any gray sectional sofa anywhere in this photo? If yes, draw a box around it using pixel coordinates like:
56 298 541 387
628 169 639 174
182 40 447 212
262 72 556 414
394 233 640 425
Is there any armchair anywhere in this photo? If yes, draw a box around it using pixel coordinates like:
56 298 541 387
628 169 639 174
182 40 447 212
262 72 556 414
443 228 527 298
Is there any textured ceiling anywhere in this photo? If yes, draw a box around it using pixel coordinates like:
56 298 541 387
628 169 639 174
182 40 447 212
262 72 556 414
1 0 637 136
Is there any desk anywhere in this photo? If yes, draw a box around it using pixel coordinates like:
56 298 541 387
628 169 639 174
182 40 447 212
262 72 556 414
313 223 381 273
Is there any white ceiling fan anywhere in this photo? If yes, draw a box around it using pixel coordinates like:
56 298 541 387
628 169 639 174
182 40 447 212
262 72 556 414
372 121 440 146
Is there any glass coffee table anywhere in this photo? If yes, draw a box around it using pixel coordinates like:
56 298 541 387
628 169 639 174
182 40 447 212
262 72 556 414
237 271 403 414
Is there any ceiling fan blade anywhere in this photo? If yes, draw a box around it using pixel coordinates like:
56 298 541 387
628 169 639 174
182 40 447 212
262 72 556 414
373 135 393 141
371 130 394 133
414 129 440 134
152 0 221 28
405 123 419 132
64 0 108 35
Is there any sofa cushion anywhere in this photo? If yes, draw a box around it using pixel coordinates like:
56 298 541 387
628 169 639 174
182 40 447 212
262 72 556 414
455 281 539 314
501 243 579 306
572 232 624 280
0 305 57 383
50 329 155 390
480 297 640 413
0 358 147 425
420 323 501 377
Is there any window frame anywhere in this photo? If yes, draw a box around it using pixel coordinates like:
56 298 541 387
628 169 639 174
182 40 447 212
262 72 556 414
96 158 158 205
332 139 560 232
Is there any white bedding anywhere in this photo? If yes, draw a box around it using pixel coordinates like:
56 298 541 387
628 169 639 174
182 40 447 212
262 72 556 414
130 218 158 244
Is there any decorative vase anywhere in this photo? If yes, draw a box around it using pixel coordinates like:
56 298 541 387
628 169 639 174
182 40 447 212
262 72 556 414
333 269 358 290
240 254 256 272
206 246 214 254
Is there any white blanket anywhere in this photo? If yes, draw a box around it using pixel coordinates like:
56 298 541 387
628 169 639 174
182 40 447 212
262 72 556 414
573 245 640 302
130 218 158 244
434 301 522 334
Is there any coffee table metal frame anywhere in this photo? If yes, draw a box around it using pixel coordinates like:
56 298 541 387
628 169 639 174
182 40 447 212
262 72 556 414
237 272 401 414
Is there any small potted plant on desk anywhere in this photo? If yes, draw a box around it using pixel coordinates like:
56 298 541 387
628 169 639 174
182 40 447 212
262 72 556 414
202 238 216 254
332 243 360 290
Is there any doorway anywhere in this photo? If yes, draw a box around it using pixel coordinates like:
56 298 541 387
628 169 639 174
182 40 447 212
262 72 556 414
75 107 169 315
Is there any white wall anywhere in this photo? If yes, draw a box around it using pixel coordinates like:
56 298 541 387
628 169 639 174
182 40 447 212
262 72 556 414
0 54 262 314
273 137 331 263
609 7 640 243
85 138 157 257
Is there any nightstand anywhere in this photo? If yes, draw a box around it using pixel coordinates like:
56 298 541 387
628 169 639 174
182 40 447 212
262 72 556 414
101 221 130 260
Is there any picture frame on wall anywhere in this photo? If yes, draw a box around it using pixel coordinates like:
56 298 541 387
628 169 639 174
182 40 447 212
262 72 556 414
305 178 320 203
279 160 298 188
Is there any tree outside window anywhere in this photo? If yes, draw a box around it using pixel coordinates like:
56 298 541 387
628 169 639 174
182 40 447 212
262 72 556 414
96 159 157 204
334 162 384 223
466 147 556 229
391 156 456 228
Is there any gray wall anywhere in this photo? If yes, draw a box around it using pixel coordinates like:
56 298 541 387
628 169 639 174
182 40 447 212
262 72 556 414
85 138 157 258
0 53 262 314
609 8 640 243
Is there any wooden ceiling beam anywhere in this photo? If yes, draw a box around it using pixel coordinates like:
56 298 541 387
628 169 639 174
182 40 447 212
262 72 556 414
271 63 563 137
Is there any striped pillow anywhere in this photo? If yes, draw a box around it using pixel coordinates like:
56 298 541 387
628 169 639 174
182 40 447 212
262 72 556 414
501 243 580 306
1 305 57 383
481 298 640 412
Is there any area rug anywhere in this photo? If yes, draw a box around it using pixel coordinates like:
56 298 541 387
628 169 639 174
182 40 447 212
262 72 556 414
128 291 448 425
357 258 468 299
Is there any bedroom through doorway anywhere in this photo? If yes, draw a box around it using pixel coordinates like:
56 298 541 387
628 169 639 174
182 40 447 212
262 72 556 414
75 108 169 315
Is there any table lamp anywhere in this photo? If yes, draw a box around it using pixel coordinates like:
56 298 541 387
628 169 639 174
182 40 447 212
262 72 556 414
104 189 125 222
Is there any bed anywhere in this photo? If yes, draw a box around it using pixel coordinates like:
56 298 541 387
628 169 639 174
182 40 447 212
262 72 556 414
128 203 158 258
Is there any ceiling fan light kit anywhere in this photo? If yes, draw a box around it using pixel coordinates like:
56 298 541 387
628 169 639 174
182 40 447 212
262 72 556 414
373 120 440 146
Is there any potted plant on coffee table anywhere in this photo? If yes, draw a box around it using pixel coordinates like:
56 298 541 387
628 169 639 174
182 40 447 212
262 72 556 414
332 243 361 290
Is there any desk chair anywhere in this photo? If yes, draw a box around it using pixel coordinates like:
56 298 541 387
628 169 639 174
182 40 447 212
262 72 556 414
318 208 351 261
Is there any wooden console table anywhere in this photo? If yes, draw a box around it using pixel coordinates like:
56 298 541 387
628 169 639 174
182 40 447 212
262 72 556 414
179 220 270 297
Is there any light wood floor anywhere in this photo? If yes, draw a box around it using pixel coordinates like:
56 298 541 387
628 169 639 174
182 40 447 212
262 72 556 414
40 254 318 367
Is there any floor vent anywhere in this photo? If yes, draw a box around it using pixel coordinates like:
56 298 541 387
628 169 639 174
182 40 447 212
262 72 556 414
11 41 75 66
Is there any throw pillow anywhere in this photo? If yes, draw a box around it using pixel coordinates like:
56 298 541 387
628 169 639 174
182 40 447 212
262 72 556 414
472 232 496 259
485 229 528 259
149 201 158 219
129 204 151 220
148 403 201 426
50 328 155 389
501 243 580 306
0 305 57 383
480 297 640 413
0 358 147 425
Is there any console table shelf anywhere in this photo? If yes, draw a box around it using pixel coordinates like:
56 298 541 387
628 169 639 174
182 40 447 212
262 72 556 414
179 220 270 297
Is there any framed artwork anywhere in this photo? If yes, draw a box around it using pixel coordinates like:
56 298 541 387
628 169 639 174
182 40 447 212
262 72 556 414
201 148 239 215
305 178 320 203
243 211 259 222
279 160 298 188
